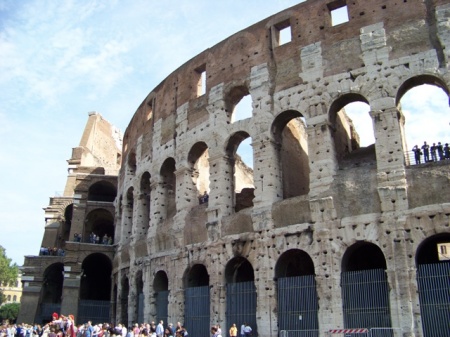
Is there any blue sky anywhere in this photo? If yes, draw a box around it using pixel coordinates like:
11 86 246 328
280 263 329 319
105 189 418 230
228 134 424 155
0 1 449 266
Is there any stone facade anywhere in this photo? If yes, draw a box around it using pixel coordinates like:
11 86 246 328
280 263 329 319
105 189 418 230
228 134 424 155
18 112 122 324
114 1 450 337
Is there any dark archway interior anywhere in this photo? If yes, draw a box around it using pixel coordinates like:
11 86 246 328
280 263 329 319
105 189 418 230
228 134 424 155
128 152 137 174
88 181 117 202
62 204 73 243
188 142 208 165
121 277 129 324
225 257 255 283
272 111 310 199
416 233 450 265
84 209 115 242
42 263 64 303
342 242 387 272
136 271 143 293
160 158 176 219
80 253 112 300
329 94 375 164
154 271 169 291
141 172 151 195
225 85 250 121
127 187 134 207
186 264 210 288
275 249 315 279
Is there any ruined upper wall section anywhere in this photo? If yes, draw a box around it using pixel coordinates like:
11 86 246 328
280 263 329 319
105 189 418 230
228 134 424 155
123 0 448 155
67 112 123 179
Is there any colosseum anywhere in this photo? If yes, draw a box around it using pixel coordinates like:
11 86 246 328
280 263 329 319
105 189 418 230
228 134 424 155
18 1 450 337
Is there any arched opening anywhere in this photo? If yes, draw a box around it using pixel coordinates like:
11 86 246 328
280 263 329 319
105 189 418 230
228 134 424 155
120 276 129 325
341 242 391 331
80 253 112 300
153 271 169 324
120 187 134 242
184 264 210 337
128 152 137 175
233 95 252 122
226 86 252 123
136 270 144 324
61 204 73 245
275 250 318 335
226 132 254 212
397 76 450 165
83 209 114 244
137 172 151 238
38 263 63 324
160 158 176 220
415 233 450 337
78 253 112 323
329 94 375 166
88 181 117 202
272 111 310 199
188 142 210 205
225 257 257 336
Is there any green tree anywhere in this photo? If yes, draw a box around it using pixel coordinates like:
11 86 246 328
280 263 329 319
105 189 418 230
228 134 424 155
0 302 20 323
0 246 19 305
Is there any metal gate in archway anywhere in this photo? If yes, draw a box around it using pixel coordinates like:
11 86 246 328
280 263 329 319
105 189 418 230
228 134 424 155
226 281 257 336
78 299 110 324
278 275 319 337
138 292 144 324
417 263 450 337
155 290 168 323
341 269 392 336
185 285 210 337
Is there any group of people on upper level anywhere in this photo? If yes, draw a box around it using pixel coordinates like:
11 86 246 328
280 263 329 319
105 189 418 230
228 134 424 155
71 233 113 245
412 141 450 164
39 247 64 257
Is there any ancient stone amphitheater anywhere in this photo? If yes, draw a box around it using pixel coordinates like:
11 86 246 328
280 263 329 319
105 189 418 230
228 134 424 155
115 1 450 336
18 1 450 337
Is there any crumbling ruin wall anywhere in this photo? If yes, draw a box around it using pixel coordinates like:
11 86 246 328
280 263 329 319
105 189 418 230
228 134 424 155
114 1 450 336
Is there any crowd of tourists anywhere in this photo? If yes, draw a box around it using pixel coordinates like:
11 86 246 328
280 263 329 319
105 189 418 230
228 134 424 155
412 141 450 164
72 233 113 245
1 315 254 337
39 247 65 257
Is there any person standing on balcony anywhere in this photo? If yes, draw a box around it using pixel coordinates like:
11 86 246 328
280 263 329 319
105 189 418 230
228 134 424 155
422 141 430 162
412 145 422 164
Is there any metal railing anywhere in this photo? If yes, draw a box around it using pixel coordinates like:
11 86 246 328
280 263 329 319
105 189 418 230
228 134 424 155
280 327 403 337
405 150 450 166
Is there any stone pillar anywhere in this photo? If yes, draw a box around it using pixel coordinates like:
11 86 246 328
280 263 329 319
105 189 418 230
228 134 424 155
205 154 234 240
148 178 163 237
370 98 408 212
306 117 339 199
143 264 152 324
173 164 198 232
128 271 138 326
121 192 133 244
255 262 277 337
60 264 82 319
385 222 416 337
307 117 339 223
169 264 184 324
209 276 226 329
17 276 42 324
315 224 343 332
133 192 148 242
251 135 283 208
